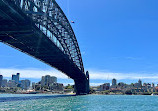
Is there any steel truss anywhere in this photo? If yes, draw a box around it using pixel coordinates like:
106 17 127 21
11 0 84 72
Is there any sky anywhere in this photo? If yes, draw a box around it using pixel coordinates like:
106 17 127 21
1 0 158 86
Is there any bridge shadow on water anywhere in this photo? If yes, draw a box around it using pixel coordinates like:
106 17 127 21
0 94 76 102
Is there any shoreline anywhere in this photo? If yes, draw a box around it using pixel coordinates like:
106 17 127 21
0 93 157 96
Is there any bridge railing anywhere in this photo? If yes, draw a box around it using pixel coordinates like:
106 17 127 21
10 0 84 72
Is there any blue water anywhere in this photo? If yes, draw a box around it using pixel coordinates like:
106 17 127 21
0 94 158 111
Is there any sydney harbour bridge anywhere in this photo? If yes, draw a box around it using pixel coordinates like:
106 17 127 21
0 0 89 95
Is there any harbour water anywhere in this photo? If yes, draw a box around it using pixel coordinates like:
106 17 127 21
0 94 158 111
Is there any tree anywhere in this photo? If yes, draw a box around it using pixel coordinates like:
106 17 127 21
89 88 95 94
125 90 132 95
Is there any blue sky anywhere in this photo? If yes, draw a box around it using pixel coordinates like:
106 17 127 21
1 0 158 86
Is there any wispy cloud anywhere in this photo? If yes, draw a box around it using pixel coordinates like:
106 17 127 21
125 57 143 60
0 68 68 79
1 68 158 84
110 56 143 61
88 70 158 81
81 51 86 55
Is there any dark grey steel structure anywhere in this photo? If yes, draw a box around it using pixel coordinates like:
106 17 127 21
0 0 89 94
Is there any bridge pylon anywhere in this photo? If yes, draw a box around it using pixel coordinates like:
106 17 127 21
74 71 90 95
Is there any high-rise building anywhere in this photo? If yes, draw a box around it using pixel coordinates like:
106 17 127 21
21 79 30 90
112 78 117 86
41 75 50 86
12 73 20 84
50 76 57 83
32 82 36 89
152 83 155 88
2 79 7 87
41 75 57 87
7 80 16 88
0 75 3 87
138 79 142 87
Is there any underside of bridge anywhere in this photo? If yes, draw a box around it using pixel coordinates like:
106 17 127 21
0 0 89 95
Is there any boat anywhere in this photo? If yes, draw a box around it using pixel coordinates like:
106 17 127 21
151 93 157 96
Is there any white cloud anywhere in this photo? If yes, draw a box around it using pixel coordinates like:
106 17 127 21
125 57 143 60
81 51 86 55
0 68 68 79
1 68 158 84
88 70 158 80
110 56 143 61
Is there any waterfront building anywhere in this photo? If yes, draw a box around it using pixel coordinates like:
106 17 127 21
118 82 128 89
147 83 151 89
151 88 156 92
12 73 20 84
0 75 3 87
143 83 147 88
41 75 57 87
155 87 158 92
147 88 151 92
100 83 110 91
125 84 134 89
21 79 31 90
50 83 64 91
131 88 144 94
2 79 7 87
138 79 142 87
118 82 125 87
7 80 16 88
133 79 142 88
50 76 57 83
34 84 41 91
134 83 140 88
141 86 147 92
110 88 121 92
112 78 117 86
32 82 36 89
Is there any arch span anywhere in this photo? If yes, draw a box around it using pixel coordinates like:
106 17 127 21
0 0 89 94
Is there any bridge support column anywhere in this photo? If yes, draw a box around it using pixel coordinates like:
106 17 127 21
74 71 90 95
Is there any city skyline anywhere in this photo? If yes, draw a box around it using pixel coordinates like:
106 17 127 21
1 0 158 85
1 72 158 94
0 72 157 87
0 73 64 93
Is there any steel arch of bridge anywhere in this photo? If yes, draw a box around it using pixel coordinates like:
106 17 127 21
12 0 84 72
